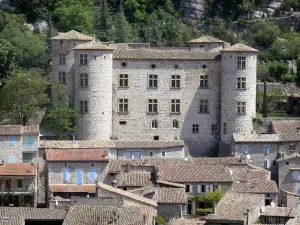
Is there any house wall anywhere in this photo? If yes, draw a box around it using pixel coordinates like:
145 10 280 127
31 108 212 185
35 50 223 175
183 182 231 195
278 158 300 193
157 204 187 223
280 190 300 208
260 216 293 225
112 59 222 157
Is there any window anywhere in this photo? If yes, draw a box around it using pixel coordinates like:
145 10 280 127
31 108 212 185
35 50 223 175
211 124 219 133
151 64 156 69
154 136 159 140
64 163 68 167
162 151 165 157
149 151 153 157
242 145 249 154
264 145 271 154
236 102 246 114
25 136 33 149
171 75 180 88
118 99 128 113
75 169 83 185
200 75 208 88
237 56 246 69
17 179 23 188
223 123 227 134
121 62 127 67
275 217 281 224
201 185 206 193
119 121 127 125
202 64 207 69
185 185 190 193
60 41 63 47
62 169 69 184
58 72 66 84
89 168 97 182
174 64 179 69
119 74 128 87
213 185 218 191
171 99 180 113
289 144 296 150
237 77 246 89
151 120 158 129
148 74 158 88
173 120 179 129
199 99 209 113
8 136 15 146
23 153 35 163
94 55 97 61
80 100 88 113
80 74 88 87
264 159 270 169
91 163 94 168
148 99 158 113
59 53 66 65
80 54 88 65
192 124 199 133
5 180 11 189
286 161 289 166
124 151 141 159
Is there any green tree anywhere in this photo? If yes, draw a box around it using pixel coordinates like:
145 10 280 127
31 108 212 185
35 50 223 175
0 69 49 125
262 78 268 118
123 0 147 23
0 39 15 82
257 63 269 81
113 8 134 43
54 0 94 33
190 189 226 209
267 61 288 81
155 215 166 225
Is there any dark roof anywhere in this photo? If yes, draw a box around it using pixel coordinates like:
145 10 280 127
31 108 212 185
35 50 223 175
221 43 258 52
272 121 300 141
51 30 93 40
73 40 114 50
156 187 187 204
189 36 225 43
118 172 153 187
0 163 37 176
113 48 220 60
46 149 109 161
157 164 233 183
0 207 66 224
50 184 97 193
62 205 154 225
206 192 264 222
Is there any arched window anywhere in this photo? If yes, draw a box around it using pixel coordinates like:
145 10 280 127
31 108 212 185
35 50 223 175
172 120 179 128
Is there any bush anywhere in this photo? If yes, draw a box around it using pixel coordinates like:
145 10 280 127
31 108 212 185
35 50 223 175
281 73 294 83
196 208 212 214
155 215 166 225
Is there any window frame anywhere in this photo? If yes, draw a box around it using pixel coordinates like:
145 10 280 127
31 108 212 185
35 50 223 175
237 56 246 69
148 99 158 113
148 74 158 88
170 99 180 113
199 99 209 114
236 101 246 115
58 72 66 84
211 124 219 133
80 73 88 87
223 123 227 134
8 136 15 146
118 98 129 114
59 53 66 65
200 75 208 88
79 100 88 113
171 75 181 89
236 77 246 89
124 151 142 159
119 74 129 88
192 124 199 133
172 119 179 129
79 54 88 65
151 120 158 129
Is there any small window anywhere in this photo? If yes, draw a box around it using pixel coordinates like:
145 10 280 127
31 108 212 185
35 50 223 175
202 64 207 69
121 62 127 67
154 136 159 140
64 163 68 167
201 185 205 193
151 120 158 129
236 102 246 114
223 123 227 134
289 144 296 150
60 40 63 47
91 163 94 168
174 64 179 69
149 151 153 157
171 99 180 113
242 145 249 154
79 100 88 113
237 77 246 89
200 75 208 88
148 99 158 113
162 151 165 157
264 145 271 154
8 136 15 146
59 53 66 65
118 99 128 113
275 217 281 224
94 55 97 61
211 124 219 133
104 56 107 60
192 124 199 133
172 120 179 129
80 73 88 87
237 56 246 69
200 45 204 48
80 54 88 65
148 74 158 88
171 75 181 88
185 185 190 192
264 159 270 169
58 72 66 84
286 161 289 166
151 64 156 69
119 74 128 87
199 99 209 114
273 160 276 166
89 168 97 182
17 179 23 188
119 121 127 125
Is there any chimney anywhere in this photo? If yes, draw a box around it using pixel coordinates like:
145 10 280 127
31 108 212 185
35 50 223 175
212 204 217 215
72 133 76 141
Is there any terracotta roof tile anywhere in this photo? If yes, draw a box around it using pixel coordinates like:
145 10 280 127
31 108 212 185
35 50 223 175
221 43 259 52
189 36 225 43
156 187 187 204
232 180 278 194
118 172 153 187
272 121 300 141
0 163 37 176
46 149 109 161
50 184 96 193
0 125 23 135
169 218 205 225
156 180 186 188
51 30 93 40
73 40 114 50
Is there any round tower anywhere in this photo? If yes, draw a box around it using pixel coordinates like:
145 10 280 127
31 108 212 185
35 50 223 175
73 40 114 140
220 43 258 148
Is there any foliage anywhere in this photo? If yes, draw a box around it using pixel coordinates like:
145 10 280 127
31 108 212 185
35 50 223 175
257 90 285 113
155 215 166 225
0 39 15 81
0 69 49 125
262 78 268 118
257 63 269 81
296 54 300 87
123 0 147 23
113 10 134 43
196 208 212 213
267 61 288 82
281 73 295 83
189 189 226 209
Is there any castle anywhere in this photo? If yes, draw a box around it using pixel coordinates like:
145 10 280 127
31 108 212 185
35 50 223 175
51 30 258 156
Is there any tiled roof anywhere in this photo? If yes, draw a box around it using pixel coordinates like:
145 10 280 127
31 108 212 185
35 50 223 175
40 140 184 149
46 149 109 161
206 192 264 222
156 187 187 204
98 182 157 207
0 207 66 224
169 218 205 225
233 133 280 142
247 169 269 183
128 186 156 196
62 205 154 225
113 48 220 60
0 163 37 176
51 30 93 40
119 172 153 187
157 164 233 183
156 180 186 188
232 180 278 194
272 121 300 141
277 153 300 162
23 125 39 134
0 125 23 135
221 43 259 52
50 184 97 193
73 40 114 50
189 36 225 43
260 206 299 217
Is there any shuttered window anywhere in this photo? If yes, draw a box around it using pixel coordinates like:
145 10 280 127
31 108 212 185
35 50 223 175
62 169 70 184
89 168 97 182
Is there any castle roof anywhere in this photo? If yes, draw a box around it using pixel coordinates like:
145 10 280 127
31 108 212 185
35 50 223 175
51 30 93 41
221 43 259 52
189 36 225 43
73 40 114 51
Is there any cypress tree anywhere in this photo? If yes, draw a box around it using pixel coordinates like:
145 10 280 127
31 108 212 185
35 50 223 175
262 76 268 118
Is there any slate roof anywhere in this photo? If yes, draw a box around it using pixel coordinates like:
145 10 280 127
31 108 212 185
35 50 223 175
73 40 114 50
272 121 300 141
233 133 280 143
0 163 37 176
260 206 299 217
221 43 259 52
45 149 109 161
62 205 154 225
0 207 66 224
189 36 225 43
0 125 23 135
118 172 153 187
156 180 186 188
232 180 278 194
157 164 233 183
113 48 220 60
206 192 264 222
51 30 93 40
98 183 157 207
156 187 187 204
49 184 97 193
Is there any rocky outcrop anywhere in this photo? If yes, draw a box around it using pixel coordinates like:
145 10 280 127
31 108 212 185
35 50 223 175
179 0 205 20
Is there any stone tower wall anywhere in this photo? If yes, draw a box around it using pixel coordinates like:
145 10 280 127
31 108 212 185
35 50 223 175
220 52 257 144
74 50 113 140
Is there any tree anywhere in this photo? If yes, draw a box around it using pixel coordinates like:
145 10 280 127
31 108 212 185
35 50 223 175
190 189 226 209
267 61 288 82
0 39 15 82
262 78 268 118
155 215 166 225
113 8 134 43
123 0 147 23
0 69 49 125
